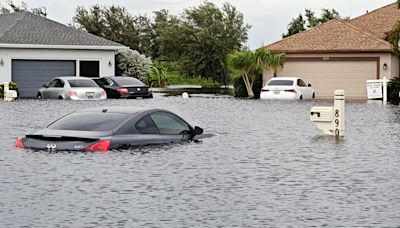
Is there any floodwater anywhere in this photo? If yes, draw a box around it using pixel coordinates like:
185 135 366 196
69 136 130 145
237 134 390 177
0 94 399 227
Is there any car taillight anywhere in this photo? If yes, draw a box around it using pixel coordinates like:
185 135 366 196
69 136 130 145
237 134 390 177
15 136 25 148
68 91 78 96
117 88 129 94
148 88 153 93
101 90 107 97
261 89 269 92
84 140 110 152
284 89 296 93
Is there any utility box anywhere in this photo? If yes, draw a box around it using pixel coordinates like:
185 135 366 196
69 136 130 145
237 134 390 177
310 106 334 135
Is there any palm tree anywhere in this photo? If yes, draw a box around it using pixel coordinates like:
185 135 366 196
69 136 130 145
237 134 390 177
255 48 285 77
227 50 257 98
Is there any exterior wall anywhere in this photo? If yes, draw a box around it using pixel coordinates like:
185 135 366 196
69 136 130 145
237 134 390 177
0 48 115 82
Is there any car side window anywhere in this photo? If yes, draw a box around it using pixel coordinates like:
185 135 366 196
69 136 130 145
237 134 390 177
47 79 58 88
150 112 190 135
95 79 107 86
54 79 64 88
298 79 307 87
135 115 159 134
106 79 114 86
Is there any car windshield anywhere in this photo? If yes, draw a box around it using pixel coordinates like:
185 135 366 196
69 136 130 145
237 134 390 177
112 77 145 86
268 80 294 86
68 79 98 88
47 112 129 131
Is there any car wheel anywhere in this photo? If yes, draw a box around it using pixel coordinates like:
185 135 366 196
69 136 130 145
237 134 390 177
299 95 303 99
58 96 64 100
37 93 43 99
312 93 315 99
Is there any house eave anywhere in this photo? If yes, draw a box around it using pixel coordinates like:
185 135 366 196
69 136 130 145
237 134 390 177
267 49 394 54
0 43 129 50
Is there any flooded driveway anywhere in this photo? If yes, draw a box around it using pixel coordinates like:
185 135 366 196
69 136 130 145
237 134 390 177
1 94 399 227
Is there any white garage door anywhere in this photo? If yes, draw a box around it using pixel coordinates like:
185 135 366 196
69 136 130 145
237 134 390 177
276 61 377 99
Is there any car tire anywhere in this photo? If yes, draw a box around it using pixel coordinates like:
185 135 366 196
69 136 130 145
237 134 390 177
37 93 43 99
58 96 64 100
299 95 303 99
312 93 315 99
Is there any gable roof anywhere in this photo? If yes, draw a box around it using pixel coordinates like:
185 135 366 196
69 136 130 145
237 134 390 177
351 3 400 40
0 12 125 49
265 19 393 54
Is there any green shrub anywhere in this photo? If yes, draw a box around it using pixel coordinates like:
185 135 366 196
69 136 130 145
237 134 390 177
233 74 263 98
233 76 247 98
0 82 18 98
146 64 169 87
252 74 263 99
200 78 221 88
388 76 400 104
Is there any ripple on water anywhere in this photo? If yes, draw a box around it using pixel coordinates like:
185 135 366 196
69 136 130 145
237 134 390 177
0 96 399 227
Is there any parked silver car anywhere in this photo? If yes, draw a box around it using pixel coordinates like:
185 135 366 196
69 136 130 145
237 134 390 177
37 77 107 100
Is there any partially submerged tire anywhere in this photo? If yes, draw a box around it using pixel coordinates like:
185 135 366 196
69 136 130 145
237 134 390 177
37 93 43 99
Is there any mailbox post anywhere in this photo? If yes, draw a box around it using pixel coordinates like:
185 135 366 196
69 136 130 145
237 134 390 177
310 90 345 137
333 90 345 137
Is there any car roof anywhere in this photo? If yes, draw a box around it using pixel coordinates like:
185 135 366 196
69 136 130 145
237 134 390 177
102 76 142 81
75 106 160 115
269 77 299 81
57 76 95 80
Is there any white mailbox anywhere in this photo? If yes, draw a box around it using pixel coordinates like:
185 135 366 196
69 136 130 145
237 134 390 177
310 106 334 135
310 90 345 137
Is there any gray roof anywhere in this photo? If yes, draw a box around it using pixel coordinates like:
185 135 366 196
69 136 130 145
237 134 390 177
0 12 124 47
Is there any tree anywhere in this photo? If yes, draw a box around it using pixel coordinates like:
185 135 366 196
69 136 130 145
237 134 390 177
282 14 306 38
0 0 47 16
255 48 285 77
283 9 342 38
158 1 250 85
390 21 400 56
73 5 153 57
116 49 152 81
227 50 258 98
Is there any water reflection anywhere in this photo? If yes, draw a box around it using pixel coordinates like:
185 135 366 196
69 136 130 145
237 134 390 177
1 95 400 227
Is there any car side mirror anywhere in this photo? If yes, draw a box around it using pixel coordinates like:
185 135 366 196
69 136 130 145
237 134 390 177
308 84 312 87
42 84 48 88
193 126 203 135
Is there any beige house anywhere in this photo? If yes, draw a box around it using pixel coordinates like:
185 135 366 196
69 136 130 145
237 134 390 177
264 3 400 99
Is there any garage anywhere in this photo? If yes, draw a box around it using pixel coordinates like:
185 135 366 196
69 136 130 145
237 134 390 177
275 58 378 99
12 60 76 98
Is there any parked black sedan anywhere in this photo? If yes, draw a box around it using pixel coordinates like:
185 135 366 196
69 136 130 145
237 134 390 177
94 76 153 99
15 106 203 152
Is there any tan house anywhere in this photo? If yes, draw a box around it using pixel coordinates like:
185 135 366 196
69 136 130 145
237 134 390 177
264 2 400 99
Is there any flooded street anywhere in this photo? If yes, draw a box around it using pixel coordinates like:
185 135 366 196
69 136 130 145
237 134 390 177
1 94 399 227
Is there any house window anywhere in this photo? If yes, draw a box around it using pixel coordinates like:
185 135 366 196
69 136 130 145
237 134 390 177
80 61 99 77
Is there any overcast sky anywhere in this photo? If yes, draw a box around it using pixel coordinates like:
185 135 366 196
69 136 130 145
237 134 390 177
6 0 395 49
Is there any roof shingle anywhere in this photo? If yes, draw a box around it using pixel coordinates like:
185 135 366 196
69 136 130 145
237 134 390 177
351 3 400 40
0 12 124 47
266 19 393 54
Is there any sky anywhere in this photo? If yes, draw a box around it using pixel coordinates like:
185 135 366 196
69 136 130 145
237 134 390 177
4 0 396 49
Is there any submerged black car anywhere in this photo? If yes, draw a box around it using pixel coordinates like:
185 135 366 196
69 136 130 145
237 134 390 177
15 107 203 152
94 77 153 99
